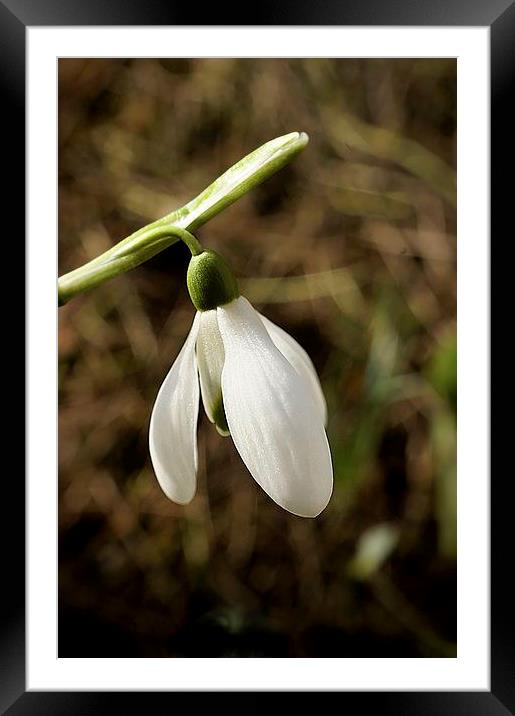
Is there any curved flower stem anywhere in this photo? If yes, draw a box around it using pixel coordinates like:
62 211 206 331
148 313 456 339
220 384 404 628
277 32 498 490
173 228 203 256
58 131 309 306
58 227 203 305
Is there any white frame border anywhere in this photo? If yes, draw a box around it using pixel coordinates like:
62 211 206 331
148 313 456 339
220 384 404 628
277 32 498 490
27 26 489 691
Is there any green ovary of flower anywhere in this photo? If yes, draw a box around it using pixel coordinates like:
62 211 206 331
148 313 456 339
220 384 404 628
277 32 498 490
187 249 240 311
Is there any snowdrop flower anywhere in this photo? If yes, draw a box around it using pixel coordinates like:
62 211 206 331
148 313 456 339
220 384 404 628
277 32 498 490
149 249 333 517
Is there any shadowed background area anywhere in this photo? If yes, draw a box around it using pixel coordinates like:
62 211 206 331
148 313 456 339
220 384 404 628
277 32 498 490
58 58 456 657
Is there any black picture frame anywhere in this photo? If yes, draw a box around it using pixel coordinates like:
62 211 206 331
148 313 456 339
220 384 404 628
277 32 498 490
5 0 511 713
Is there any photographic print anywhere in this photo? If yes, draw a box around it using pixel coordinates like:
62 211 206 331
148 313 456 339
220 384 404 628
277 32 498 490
1 0 503 705
58 57 457 659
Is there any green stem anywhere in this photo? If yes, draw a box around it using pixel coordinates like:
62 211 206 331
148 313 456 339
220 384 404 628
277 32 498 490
58 131 309 306
173 228 203 256
58 226 202 305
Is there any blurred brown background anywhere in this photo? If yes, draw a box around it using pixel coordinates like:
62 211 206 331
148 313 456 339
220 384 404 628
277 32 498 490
58 58 456 657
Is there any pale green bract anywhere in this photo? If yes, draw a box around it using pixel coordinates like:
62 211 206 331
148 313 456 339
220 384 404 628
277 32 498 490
58 132 309 305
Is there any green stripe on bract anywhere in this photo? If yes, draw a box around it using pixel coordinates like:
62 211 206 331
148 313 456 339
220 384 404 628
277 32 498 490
212 397 230 437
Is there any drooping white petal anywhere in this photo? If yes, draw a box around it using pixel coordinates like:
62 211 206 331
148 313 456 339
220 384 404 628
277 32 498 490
217 297 333 518
196 309 229 436
149 313 200 504
260 314 328 426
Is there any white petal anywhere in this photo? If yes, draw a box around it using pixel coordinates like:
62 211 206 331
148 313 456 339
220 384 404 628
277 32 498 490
217 297 333 518
149 313 200 504
196 310 229 436
260 313 328 426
